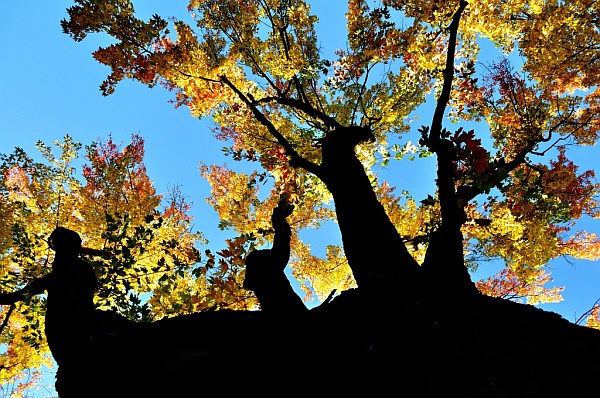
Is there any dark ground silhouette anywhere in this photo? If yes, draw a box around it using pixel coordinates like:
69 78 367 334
2 227 600 397
0 227 134 397
65 290 600 397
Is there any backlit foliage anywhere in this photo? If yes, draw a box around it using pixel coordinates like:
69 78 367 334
0 135 253 389
1 2 599 391
476 268 564 305
59 0 600 305
585 305 600 331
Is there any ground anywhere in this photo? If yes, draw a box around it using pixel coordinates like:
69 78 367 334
56 288 600 397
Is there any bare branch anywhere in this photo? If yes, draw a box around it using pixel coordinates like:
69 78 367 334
575 298 600 325
254 94 341 131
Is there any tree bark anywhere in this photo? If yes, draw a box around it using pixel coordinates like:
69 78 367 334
313 126 420 292
420 0 477 297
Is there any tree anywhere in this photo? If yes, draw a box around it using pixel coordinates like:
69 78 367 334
4 0 600 395
60 0 600 301
0 135 257 393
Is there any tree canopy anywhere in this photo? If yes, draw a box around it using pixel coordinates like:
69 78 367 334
0 135 256 392
60 0 600 296
2 0 600 395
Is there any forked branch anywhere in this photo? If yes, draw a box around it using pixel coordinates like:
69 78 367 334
219 75 321 176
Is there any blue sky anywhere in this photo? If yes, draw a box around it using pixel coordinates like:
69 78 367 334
2 0 600 327
2 1 600 395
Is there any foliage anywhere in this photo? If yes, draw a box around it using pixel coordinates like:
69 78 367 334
475 268 564 305
59 0 600 300
584 304 600 331
0 135 254 389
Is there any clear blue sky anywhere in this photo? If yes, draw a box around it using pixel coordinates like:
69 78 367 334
2 0 599 329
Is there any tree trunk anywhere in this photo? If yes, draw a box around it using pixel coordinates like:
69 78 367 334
54 291 600 397
314 126 420 292
422 139 478 297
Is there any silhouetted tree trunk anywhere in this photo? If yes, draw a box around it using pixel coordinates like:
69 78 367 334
312 126 420 291
225 79 421 294
419 0 477 297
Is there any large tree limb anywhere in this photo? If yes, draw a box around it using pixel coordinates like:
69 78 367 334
429 0 469 142
0 277 49 305
456 151 528 203
421 0 477 296
427 0 469 230
219 75 321 176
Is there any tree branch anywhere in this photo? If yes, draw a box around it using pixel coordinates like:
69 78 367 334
429 0 468 141
0 303 15 336
427 0 469 230
219 75 321 176
457 150 527 202
255 95 340 131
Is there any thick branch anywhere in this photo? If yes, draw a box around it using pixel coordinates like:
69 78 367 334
421 1 477 296
0 277 49 305
256 95 341 131
457 150 527 203
219 75 321 176
428 0 469 230
430 0 468 141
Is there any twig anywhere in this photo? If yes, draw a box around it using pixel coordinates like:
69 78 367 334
575 298 600 325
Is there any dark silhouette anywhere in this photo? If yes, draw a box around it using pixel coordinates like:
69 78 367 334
0 227 133 397
244 199 307 314
313 126 421 292
52 3 600 396
227 78 422 293
0 228 97 363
